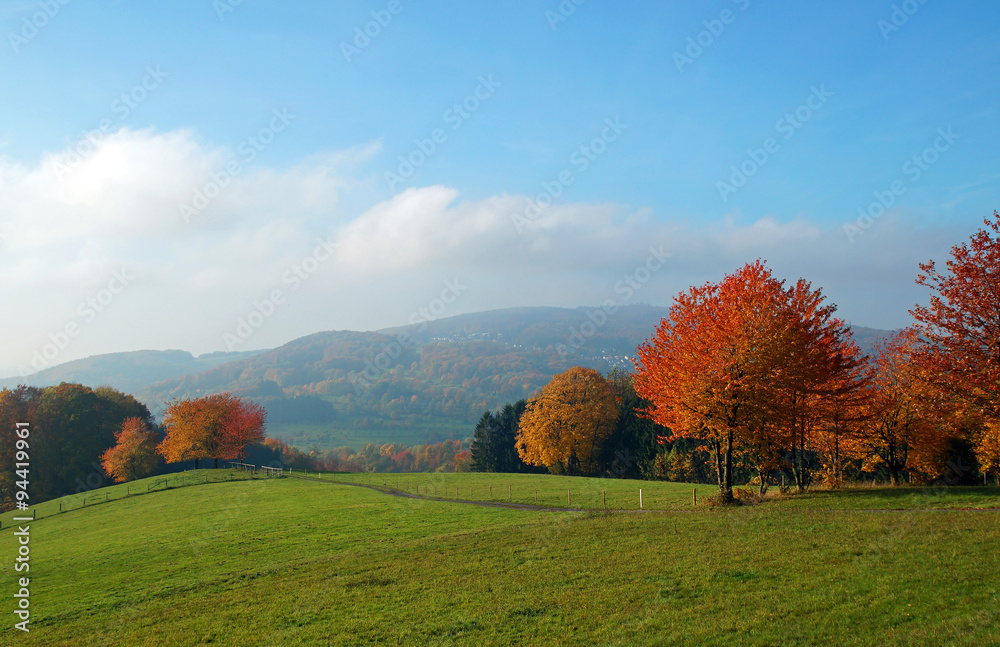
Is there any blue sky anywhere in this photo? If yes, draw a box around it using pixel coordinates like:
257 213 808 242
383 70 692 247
0 0 998 375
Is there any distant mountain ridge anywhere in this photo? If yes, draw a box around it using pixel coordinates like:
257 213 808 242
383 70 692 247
0 349 267 394
2 307 897 451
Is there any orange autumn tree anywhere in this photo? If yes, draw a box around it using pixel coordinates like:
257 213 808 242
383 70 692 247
516 367 619 476
850 329 947 485
158 394 267 467
770 277 868 492
633 261 865 502
911 211 1000 477
100 417 161 483
811 360 874 488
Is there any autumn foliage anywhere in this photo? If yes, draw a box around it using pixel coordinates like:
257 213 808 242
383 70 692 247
843 330 940 484
100 417 161 483
158 394 267 467
911 211 1000 476
633 261 865 501
516 367 620 476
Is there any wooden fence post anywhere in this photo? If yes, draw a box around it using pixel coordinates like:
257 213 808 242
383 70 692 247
693 488 697 507
639 489 643 510
534 488 537 504
508 485 511 502
603 491 606 509
567 489 571 506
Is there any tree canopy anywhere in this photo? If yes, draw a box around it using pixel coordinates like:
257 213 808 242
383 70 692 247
158 394 267 467
101 417 161 483
516 367 619 476
634 261 865 501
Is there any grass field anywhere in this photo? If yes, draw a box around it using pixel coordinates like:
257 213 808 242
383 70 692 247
1 471 998 646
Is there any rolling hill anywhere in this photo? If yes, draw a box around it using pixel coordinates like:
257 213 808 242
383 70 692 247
1 470 996 645
0 348 266 394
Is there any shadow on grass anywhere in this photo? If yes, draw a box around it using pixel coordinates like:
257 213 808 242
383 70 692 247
804 486 1000 499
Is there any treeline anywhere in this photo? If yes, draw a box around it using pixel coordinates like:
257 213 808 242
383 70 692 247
265 438 472 473
468 369 673 480
0 384 281 510
0 383 153 508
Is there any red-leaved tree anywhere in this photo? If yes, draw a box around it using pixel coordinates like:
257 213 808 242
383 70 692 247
158 394 267 467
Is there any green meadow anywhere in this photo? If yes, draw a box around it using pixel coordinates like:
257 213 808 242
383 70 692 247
1 471 998 646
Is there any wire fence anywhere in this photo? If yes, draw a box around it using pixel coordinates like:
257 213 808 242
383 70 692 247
284 468 702 511
0 467 275 530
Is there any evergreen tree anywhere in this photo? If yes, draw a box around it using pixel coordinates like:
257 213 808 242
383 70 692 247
471 399 530 472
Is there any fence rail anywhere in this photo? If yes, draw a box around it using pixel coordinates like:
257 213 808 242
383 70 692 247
0 465 284 530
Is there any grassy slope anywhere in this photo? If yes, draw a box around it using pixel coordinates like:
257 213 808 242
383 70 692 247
1 473 998 646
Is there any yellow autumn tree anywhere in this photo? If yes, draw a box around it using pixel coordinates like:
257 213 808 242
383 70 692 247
516 367 619 476
976 420 1000 484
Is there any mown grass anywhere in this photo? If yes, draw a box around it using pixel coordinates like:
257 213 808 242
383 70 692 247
296 470 1000 512
0 469 262 528
0 472 998 646
307 470 703 510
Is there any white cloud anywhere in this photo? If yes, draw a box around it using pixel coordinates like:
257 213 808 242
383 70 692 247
0 126 970 376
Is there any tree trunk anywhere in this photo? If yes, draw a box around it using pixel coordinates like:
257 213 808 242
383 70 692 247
721 430 734 503
713 439 733 503
795 424 807 493
714 439 724 490
889 467 900 486
195 458 199 469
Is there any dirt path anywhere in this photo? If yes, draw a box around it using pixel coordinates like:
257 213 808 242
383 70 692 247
286 474 598 513
286 474 1000 514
